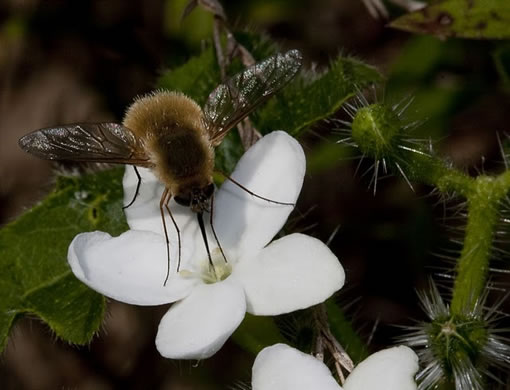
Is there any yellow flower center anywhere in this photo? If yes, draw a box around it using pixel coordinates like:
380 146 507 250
179 248 232 284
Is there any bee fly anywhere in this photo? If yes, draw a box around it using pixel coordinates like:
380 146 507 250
19 49 302 285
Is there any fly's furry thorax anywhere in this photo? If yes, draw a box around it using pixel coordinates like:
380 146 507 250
122 90 214 193
122 90 206 139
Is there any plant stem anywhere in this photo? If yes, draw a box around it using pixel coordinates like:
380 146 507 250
450 174 509 313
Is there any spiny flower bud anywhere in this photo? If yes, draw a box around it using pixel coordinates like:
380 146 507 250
351 103 402 159
401 281 510 390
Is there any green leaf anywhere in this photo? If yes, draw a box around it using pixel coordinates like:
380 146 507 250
214 131 244 174
255 56 382 136
0 168 127 352
325 299 369 363
390 0 510 39
231 313 285 355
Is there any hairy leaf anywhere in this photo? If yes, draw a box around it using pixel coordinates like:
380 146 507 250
0 168 127 352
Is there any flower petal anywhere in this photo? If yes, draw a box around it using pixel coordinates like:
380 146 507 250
155 279 246 359
252 344 342 390
344 346 419 390
233 233 345 315
68 230 197 305
213 131 305 256
123 167 197 238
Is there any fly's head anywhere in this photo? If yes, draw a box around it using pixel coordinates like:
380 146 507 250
174 183 215 213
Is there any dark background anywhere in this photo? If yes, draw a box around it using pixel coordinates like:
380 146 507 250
1 0 509 388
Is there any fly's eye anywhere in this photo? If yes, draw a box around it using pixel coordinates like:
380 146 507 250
174 195 191 206
204 183 215 198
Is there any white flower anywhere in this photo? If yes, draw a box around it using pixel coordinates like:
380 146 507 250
252 343 419 390
68 131 345 360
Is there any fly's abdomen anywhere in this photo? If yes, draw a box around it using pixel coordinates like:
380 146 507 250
163 129 207 178
151 126 214 189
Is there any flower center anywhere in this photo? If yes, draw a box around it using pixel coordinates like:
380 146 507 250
179 248 232 284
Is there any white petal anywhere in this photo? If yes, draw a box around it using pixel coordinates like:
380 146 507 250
252 344 342 390
68 230 197 305
155 279 246 359
213 131 305 256
233 233 345 315
123 167 197 238
344 346 419 390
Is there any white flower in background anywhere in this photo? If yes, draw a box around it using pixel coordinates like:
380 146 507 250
252 343 419 390
68 131 345 360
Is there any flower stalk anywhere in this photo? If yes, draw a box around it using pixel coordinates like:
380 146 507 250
451 176 505 314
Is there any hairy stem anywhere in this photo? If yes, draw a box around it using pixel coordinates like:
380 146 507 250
451 174 509 313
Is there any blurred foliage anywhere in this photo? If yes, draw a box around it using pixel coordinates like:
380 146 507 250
384 35 503 145
306 142 353 174
232 314 286 354
493 43 510 91
1 15 27 39
228 0 304 25
386 35 465 141
391 0 510 39
163 0 214 49
0 168 127 352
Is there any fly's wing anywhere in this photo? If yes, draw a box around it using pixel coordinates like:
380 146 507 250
18 123 152 166
203 49 302 146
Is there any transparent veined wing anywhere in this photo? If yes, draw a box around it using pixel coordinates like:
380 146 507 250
203 49 302 146
19 123 151 166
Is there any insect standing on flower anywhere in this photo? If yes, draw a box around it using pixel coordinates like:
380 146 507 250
18 49 302 284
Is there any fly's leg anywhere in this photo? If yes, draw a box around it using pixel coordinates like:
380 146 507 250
209 191 228 263
160 188 172 286
215 170 295 206
123 166 141 209
164 196 181 274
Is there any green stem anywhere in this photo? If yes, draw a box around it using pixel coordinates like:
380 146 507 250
451 174 509 313
397 149 473 195
325 299 368 363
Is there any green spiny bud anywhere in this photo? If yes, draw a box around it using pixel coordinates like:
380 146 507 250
351 103 401 159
